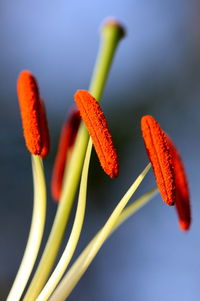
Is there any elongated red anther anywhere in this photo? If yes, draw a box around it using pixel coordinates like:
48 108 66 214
17 71 50 157
74 90 119 178
39 98 50 158
51 107 81 201
167 137 191 231
141 115 176 206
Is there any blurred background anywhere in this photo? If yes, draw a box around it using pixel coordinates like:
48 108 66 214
0 0 200 300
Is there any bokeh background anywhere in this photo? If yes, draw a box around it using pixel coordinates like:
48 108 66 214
1 0 200 300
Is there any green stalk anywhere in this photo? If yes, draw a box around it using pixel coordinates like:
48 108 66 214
114 187 158 231
49 165 153 301
89 19 125 99
37 139 93 301
50 188 158 301
7 156 46 301
24 19 125 301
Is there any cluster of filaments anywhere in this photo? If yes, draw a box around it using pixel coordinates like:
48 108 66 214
7 18 191 301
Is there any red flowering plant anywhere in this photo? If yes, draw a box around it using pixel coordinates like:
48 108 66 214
6 18 191 301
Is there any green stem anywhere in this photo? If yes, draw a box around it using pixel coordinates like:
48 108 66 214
89 19 125 100
36 139 93 301
7 155 46 301
113 187 158 231
49 164 152 301
24 20 125 301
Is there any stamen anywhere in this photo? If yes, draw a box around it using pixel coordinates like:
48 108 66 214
51 107 81 201
74 90 119 178
39 98 50 158
167 137 191 231
141 115 176 206
102 18 126 39
17 70 50 157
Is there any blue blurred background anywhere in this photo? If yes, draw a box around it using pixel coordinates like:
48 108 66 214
1 0 200 300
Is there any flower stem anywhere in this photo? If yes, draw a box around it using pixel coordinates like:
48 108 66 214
24 20 125 301
89 18 125 100
49 164 152 301
7 155 46 301
113 187 158 231
36 139 93 301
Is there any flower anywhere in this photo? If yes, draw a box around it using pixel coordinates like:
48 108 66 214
74 89 119 178
141 115 176 206
167 136 191 231
51 107 81 201
141 115 191 231
17 70 50 157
